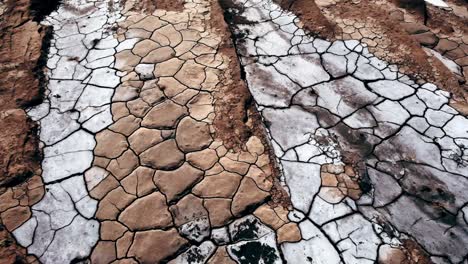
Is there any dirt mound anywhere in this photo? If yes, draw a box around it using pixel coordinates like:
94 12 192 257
0 0 58 262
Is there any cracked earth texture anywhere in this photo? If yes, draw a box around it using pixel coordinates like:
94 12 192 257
0 0 467 263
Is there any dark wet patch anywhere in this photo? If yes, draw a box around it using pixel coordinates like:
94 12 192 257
0 171 34 189
25 26 53 109
358 168 372 194
231 241 278 264
70 257 88 264
232 218 261 242
404 164 456 208
218 0 251 25
30 0 61 22
185 247 205 263
332 123 375 161
435 210 457 226
393 0 428 24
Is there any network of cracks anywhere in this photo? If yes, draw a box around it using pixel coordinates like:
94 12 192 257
3 0 468 263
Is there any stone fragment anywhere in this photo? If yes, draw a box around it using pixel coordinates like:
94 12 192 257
141 100 187 128
175 117 213 152
192 171 242 198
140 140 185 170
232 177 270 217
119 192 172 231
128 229 188 263
95 130 128 159
154 162 204 202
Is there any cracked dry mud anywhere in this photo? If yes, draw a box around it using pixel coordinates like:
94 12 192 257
0 0 467 263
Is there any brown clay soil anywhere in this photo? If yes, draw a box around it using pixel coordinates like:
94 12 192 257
0 0 54 262
212 0 292 208
0 0 46 188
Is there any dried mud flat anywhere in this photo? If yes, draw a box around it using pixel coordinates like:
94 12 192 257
0 0 467 263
